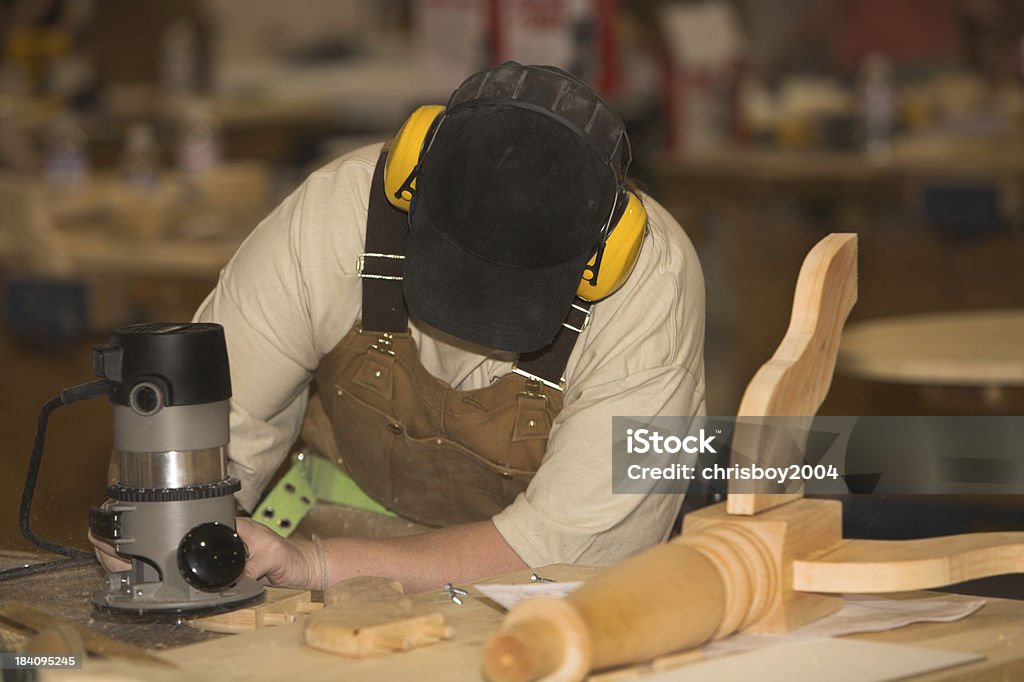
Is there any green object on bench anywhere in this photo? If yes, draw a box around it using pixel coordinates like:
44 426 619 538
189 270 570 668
252 452 395 537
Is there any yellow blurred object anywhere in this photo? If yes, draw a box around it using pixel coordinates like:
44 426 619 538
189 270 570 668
900 91 932 132
4 27 74 110
5 27 71 61
775 116 817 149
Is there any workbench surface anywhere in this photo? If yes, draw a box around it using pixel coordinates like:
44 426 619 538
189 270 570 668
2 552 1023 681
0 551 218 650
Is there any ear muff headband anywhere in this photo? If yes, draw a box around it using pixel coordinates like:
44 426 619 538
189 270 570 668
383 104 647 301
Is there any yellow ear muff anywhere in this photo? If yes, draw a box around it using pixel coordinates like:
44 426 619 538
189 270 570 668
576 191 647 301
384 104 445 212
387 103 644 301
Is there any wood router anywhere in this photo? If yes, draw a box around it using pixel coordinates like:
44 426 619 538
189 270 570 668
482 234 1024 682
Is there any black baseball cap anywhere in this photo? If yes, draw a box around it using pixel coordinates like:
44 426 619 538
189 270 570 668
403 62 631 353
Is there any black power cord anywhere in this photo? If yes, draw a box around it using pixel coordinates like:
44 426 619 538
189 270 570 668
0 380 112 581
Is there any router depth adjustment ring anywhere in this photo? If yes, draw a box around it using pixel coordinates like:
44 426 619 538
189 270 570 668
108 478 241 502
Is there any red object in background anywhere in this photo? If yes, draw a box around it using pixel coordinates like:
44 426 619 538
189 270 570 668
656 2 747 154
833 0 962 73
659 53 746 152
488 0 503 66
660 46 679 151
595 0 620 96
727 57 748 144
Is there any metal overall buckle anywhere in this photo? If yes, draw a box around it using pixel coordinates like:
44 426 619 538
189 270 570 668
356 252 404 281
512 371 560 398
562 302 592 334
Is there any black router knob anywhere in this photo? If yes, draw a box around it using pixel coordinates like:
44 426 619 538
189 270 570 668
177 522 247 592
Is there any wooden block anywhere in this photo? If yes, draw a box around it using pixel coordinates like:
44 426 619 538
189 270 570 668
793 532 1024 593
682 498 844 633
324 575 409 608
304 576 453 659
305 611 453 658
189 587 322 634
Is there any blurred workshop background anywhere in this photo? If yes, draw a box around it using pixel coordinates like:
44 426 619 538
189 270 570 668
1 0 1022 590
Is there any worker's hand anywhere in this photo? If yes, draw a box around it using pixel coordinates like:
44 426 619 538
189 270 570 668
87 530 132 573
235 517 321 590
89 519 321 590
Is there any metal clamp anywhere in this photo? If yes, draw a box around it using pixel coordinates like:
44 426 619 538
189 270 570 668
356 252 404 281
444 582 468 606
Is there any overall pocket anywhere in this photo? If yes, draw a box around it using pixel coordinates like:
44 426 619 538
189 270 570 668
328 385 399 513
389 432 534 527
330 384 533 526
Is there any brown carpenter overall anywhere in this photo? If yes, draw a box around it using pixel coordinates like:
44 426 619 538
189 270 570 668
307 150 588 527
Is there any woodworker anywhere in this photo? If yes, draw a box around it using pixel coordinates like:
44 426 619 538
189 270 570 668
95 62 706 591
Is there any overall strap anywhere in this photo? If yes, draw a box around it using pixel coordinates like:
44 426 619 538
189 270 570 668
515 299 591 391
358 149 409 332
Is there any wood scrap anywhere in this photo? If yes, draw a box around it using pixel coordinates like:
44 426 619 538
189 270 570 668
324 576 409 609
153 564 599 680
24 623 85 656
0 619 27 649
188 587 322 634
0 602 172 667
304 576 453 658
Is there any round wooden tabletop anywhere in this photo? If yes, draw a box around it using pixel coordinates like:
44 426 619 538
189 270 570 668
839 310 1024 386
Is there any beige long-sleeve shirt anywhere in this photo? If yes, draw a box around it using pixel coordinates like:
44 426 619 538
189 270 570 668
195 143 706 567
